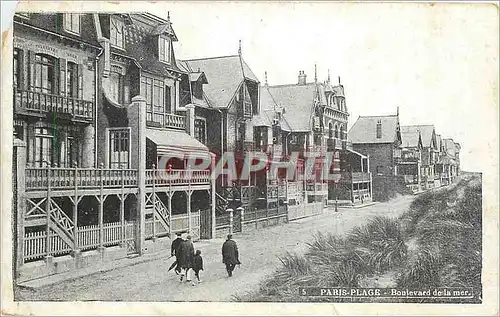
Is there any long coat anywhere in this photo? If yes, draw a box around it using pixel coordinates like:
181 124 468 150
222 239 240 265
177 240 194 269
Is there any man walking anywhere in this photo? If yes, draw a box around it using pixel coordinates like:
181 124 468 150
177 235 195 283
168 232 183 274
222 234 240 277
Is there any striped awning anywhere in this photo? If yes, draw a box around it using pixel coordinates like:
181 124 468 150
146 128 211 159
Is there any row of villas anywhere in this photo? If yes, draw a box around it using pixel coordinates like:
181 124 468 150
11 12 458 283
348 111 461 201
11 12 371 283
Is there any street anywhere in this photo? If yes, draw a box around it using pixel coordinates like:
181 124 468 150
16 195 414 301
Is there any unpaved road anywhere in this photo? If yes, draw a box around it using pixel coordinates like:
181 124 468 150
16 195 414 301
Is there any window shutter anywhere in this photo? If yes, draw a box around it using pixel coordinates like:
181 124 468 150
59 58 66 96
28 50 35 90
78 64 84 100
52 58 60 95
18 49 25 90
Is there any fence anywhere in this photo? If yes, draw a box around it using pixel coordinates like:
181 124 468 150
24 221 125 262
288 201 324 221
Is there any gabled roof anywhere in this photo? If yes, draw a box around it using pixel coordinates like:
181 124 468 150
183 55 259 109
401 125 435 148
267 83 318 132
150 21 178 41
400 127 422 148
443 138 458 157
348 115 400 144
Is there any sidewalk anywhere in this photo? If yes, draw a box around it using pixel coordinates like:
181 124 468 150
17 239 220 290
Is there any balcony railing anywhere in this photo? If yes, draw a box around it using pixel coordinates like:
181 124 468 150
147 112 186 130
14 89 93 121
145 169 211 186
26 167 138 191
339 171 371 183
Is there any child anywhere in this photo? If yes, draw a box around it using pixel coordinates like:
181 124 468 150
192 249 203 284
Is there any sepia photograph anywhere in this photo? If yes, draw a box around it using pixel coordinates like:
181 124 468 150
1 1 498 316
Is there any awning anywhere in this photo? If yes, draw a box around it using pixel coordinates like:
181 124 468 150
146 128 211 158
347 148 368 159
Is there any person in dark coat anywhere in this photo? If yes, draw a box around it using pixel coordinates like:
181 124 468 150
192 250 204 284
177 235 195 282
168 232 183 274
222 234 240 277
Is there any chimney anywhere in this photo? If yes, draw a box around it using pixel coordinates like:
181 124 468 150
298 70 307 85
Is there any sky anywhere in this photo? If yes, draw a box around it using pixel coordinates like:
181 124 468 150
4 2 499 172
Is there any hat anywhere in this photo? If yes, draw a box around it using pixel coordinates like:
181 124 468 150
227 234 233 240
176 232 182 236
186 235 192 240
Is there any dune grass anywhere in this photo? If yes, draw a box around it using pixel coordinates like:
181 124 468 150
236 174 482 303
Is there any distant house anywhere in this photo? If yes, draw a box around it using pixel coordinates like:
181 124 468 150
440 138 461 184
400 125 438 190
398 127 423 193
348 111 403 201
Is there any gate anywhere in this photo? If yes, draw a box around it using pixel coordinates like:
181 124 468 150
200 208 212 239
125 221 137 254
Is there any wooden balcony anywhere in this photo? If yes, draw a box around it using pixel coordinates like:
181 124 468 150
14 89 93 122
327 138 344 151
26 167 138 191
145 169 211 186
340 171 371 183
25 167 211 192
147 112 186 130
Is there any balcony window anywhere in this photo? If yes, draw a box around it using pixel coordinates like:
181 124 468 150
110 17 124 48
194 118 206 144
142 76 171 126
66 62 79 98
34 127 54 167
109 129 130 169
34 54 56 94
64 13 80 34
158 35 171 63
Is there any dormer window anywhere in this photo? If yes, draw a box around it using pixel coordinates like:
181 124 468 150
159 35 171 63
64 13 80 34
110 16 124 48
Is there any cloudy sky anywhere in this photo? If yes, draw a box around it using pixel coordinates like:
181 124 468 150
6 2 499 172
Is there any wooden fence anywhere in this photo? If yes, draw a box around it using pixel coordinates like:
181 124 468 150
287 201 324 221
24 221 126 262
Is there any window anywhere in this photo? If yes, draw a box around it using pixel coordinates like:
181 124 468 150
64 13 80 34
241 84 252 115
334 125 339 138
194 118 206 144
376 166 384 175
376 120 382 139
141 76 171 126
13 49 20 89
109 129 129 169
110 66 123 103
34 54 56 94
291 135 299 145
67 62 78 98
110 17 124 48
159 35 171 63
34 127 54 167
